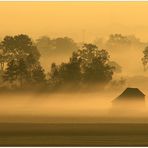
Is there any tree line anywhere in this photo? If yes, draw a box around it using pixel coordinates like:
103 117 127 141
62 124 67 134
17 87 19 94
0 34 147 92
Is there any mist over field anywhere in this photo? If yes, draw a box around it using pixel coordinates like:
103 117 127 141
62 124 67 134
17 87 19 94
0 2 148 124
1 2 148 146
0 91 146 123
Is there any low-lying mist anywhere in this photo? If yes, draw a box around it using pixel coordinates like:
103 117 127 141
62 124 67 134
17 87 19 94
0 91 148 123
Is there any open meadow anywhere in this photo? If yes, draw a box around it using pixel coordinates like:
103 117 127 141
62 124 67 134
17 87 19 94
0 122 148 146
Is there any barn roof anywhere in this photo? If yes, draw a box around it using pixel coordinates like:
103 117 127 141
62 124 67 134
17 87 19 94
113 87 145 102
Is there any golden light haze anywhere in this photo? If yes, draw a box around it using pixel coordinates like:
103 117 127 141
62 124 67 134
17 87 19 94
0 2 147 81
0 2 148 123
0 93 147 123
0 2 148 42
1 1 147 77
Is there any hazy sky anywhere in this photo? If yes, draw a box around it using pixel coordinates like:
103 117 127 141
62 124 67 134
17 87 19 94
1 2 148 77
0 2 148 42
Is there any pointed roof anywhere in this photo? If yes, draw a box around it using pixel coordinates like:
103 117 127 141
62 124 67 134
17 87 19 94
113 87 145 103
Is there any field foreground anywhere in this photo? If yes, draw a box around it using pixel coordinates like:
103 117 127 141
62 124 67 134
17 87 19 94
0 123 148 146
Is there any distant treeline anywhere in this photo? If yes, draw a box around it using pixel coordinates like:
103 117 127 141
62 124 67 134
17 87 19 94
0 34 147 92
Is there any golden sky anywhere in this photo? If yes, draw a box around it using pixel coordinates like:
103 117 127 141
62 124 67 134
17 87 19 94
0 2 148 41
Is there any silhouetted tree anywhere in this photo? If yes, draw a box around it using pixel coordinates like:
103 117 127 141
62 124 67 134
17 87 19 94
142 46 148 71
105 33 146 51
1 34 40 63
16 58 29 88
49 63 61 89
36 36 52 55
31 64 46 86
49 52 81 89
3 60 17 86
77 44 114 85
49 43 115 90
106 34 131 47
36 36 78 56
3 58 29 88
1 34 45 89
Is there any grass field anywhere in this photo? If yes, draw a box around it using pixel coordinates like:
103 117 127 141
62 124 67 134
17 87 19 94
0 122 148 146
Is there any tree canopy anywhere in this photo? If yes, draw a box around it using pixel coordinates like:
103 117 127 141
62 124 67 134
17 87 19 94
1 34 45 89
48 43 115 90
0 34 122 92
36 36 78 56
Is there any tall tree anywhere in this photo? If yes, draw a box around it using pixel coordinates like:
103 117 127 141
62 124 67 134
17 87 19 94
1 34 40 63
3 60 17 86
16 58 29 88
31 64 46 86
49 63 61 89
3 58 29 88
49 52 81 89
1 34 44 89
49 43 115 89
76 44 114 85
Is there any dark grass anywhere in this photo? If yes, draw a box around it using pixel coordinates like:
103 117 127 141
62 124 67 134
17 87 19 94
0 122 148 146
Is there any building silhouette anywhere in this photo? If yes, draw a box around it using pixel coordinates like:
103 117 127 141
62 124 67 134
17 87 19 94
112 87 145 109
